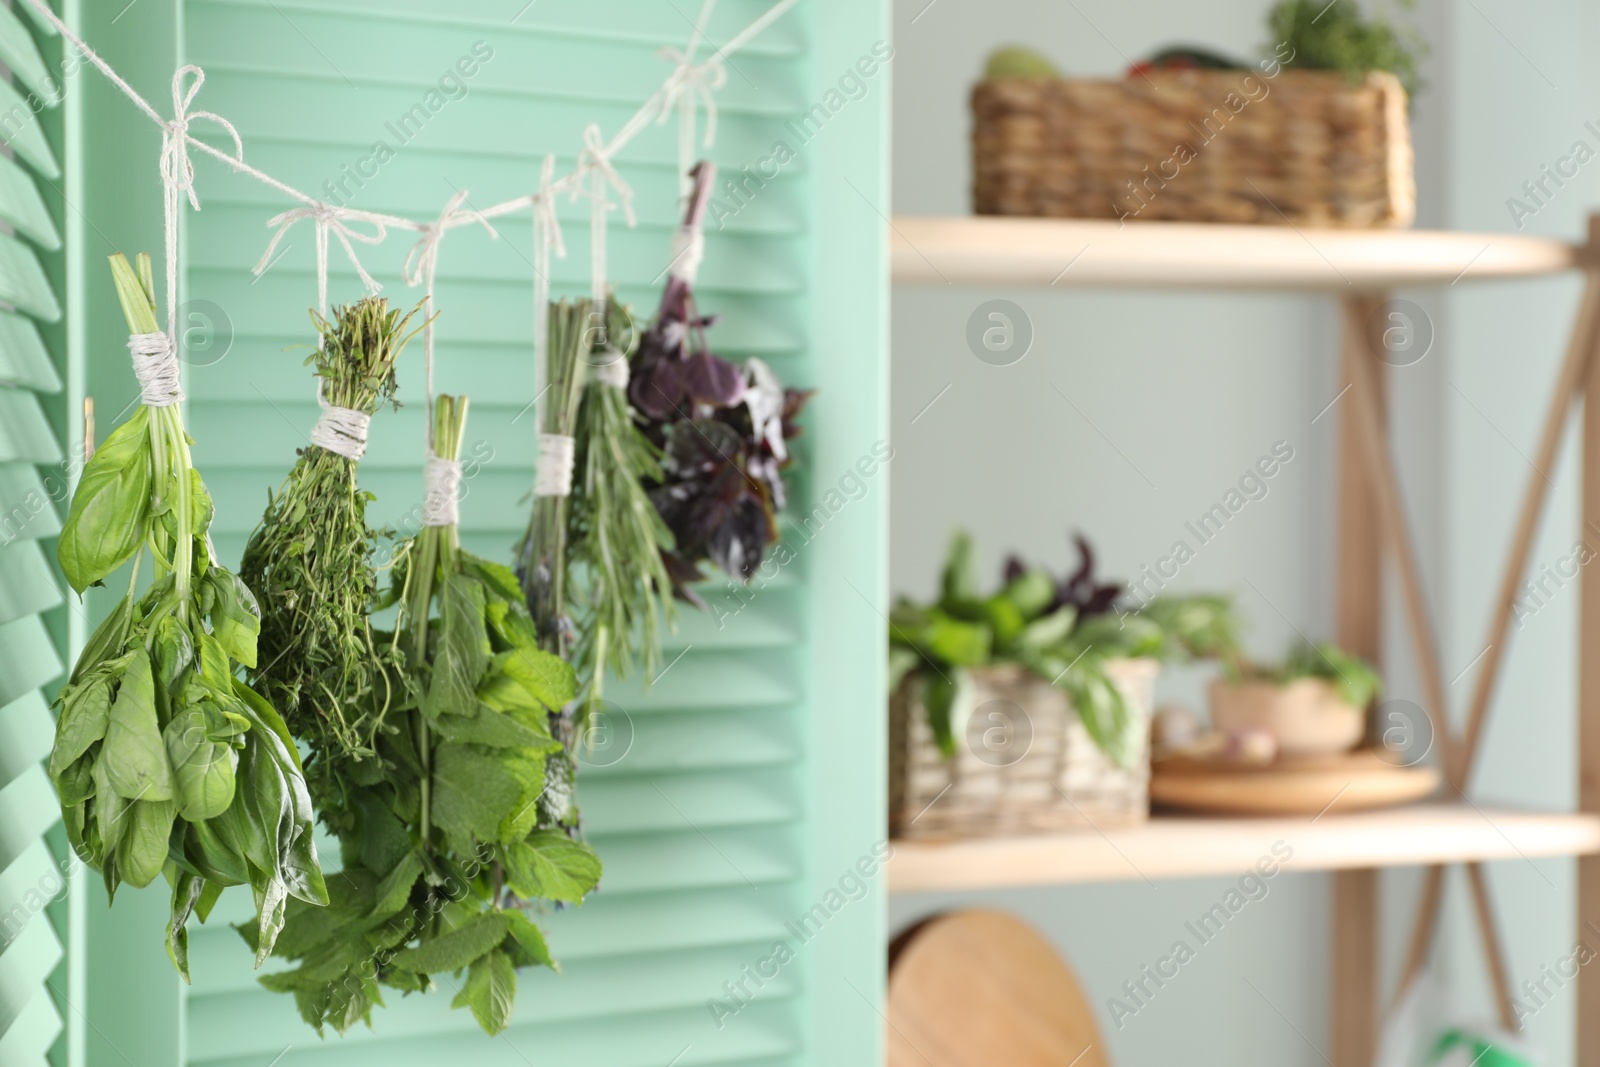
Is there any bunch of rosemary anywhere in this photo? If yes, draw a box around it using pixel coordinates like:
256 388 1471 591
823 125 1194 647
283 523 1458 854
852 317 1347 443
254 396 602 1036
517 299 588 653
240 297 423 805
569 295 675 716
52 253 326 979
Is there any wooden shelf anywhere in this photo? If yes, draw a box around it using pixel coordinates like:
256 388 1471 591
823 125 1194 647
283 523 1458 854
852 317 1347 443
890 216 1581 291
886 804 1600 894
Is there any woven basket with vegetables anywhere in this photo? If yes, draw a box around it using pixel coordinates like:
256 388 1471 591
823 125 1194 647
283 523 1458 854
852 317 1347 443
888 532 1236 840
973 1 1423 228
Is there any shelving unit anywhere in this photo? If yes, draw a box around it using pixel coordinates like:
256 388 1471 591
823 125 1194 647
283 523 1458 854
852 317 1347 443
889 806 1600 893
887 214 1600 1067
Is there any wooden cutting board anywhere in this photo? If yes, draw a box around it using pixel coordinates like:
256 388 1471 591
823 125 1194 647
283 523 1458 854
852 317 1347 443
1150 747 1440 815
888 909 1109 1067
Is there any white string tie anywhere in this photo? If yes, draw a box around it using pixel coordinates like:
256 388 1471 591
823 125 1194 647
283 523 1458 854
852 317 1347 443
534 433 575 497
404 191 496 449
422 454 463 527
129 333 183 407
309 385 371 460
160 66 244 212
578 124 636 309
667 225 705 284
589 347 630 389
531 155 567 455
255 203 386 317
658 46 727 196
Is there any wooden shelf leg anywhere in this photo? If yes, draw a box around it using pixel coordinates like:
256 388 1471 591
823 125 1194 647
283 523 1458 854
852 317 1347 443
1465 862 1518 1030
1334 295 1386 1067
1580 256 1600 1067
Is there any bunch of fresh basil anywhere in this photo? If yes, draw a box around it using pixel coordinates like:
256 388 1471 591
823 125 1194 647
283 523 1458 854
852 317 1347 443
888 530 1239 766
254 395 602 1036
50 253 327 979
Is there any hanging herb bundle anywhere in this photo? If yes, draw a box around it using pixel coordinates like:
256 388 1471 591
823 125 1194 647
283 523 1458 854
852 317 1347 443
517 299 588 653
255 395 602 1036
50 253 327 979
568 296 676 715
240 297 424 805
628 163 813 604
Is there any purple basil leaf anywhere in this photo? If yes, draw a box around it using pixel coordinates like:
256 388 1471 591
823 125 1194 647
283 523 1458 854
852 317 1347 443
685 351 746 407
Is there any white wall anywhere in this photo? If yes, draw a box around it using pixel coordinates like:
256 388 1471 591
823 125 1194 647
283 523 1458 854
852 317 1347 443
875 0 1579 1064
1437 2 1600 1064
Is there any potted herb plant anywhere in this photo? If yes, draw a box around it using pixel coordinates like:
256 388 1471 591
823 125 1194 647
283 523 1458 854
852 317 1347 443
886 530 1236 839
1209 641 1382 758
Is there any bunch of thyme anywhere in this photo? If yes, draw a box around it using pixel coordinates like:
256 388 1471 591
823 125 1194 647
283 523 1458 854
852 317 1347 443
240 297 424 801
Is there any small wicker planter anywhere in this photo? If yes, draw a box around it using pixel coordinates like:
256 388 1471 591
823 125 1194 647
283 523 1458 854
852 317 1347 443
889 659 1157 840
972 69 1414 228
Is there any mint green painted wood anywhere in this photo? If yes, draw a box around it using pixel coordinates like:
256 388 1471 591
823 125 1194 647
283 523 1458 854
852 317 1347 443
0 4 58 101
69 0 888 1063
0 76 59 179
0 312 60 390
0 155 61 250
66 0 189 1058
0 542 61 625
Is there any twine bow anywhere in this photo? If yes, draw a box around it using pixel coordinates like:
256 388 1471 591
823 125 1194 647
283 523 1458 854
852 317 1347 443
160 66 244 211
658 46 728 151
255 203 386 318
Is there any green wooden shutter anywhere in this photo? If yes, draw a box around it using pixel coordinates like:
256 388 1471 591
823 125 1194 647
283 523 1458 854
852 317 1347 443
0 7 68 1066
71 0 889 1062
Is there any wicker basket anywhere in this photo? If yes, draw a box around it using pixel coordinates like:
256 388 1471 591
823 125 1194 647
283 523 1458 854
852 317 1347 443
972 69 1414 228
889 659 1156 840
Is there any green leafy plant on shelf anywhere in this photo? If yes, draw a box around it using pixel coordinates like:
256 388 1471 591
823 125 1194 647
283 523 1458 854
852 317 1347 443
1228 639 1383 709
1268 0 1426 97
887 530 1238 768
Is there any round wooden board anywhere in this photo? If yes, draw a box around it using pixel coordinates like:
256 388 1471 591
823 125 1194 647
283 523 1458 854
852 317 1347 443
1150 748 1441 816
887 909 1109 1067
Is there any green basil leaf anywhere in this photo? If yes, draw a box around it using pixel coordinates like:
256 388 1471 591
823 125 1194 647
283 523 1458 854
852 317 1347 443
58 407 151 593
206 570 261 669
196 633 231 687
152 615 195 693
69 595 134 684
501 831 601 903
102 652 175 802
389 911 510 974
188 467 213 535
166 870 205 982
164 706 238 821
115 798 176 888
451 947 516 1035
188 812 250 886
252 875 290 966
50 675 113 778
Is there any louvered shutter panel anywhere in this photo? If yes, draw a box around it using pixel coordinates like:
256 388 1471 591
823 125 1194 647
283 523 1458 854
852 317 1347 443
72 0 887 1062
0 6 67 1066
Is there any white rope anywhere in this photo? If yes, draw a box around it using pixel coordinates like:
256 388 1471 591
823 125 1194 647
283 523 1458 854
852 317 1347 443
589 347 630 389
579 124 635 311
129 333 183 407
309 384 371 460
254 204 385 319
534 433 575 497
658 0 727 205
667 226 705 284
531 154 565 465
403 191 496 450
14 0 800 497
421 455 463 527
